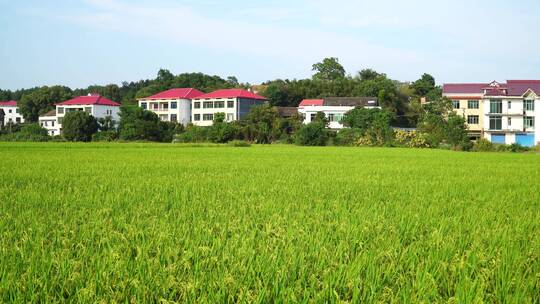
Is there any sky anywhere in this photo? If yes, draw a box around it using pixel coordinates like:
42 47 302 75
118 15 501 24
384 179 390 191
1 0 539 90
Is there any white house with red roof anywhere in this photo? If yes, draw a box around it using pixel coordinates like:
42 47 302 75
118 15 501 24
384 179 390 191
38 94 121 136
0 101 25 125
298 97 379 129
443 80 539 146
191 89 267 126
138 88 204 125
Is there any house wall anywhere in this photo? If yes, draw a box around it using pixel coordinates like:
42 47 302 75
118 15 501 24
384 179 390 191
39 117 58 136
192 97 266 126
0 106 25 125
138 98 191 125
298 106 355 129
43 104 120 135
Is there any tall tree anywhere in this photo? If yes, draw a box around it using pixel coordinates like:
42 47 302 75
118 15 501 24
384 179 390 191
312 57 346 81
62 111 99 142
18 86 73 122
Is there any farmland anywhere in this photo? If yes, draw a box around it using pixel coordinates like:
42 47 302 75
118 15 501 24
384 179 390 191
0 143 539 303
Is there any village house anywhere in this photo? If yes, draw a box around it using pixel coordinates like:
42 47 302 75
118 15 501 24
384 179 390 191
297 97 380 129
191 89 267 126
38 94 121 136
443 80 539 146
0 101 25 125
138 88 204 125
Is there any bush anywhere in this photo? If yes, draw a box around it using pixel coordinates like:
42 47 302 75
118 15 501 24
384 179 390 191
472 139 494 152
228 140 251 147
174 125 211 143
334 128 363 146
394 130 430 148
295 122 329 146
209 122 240 143
92 131 119 142
0 124 50 142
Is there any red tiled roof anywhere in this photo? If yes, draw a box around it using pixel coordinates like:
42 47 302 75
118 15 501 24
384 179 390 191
143 88 204 100
446 96 482 100
505 80 540 96
56 94 121 106
442 83 487 94
0 100 17 107
299 99 324 107
194 89 266 100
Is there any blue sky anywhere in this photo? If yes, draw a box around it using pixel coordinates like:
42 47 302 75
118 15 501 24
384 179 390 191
1 0 539 90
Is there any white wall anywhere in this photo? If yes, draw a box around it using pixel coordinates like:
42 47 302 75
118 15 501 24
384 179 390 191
138 99 192 125
0 106 25 124
191 98 237 126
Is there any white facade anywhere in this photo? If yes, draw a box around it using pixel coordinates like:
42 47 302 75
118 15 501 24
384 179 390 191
138 99 191 125
0 104 25 125
483 93 539 146
298 104 381 129
191 97 266 126
39 104 120 136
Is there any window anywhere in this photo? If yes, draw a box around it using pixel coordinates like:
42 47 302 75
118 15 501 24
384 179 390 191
85 107 92 113
227 100 234 108
15 109 19 113
310 113 316 121
41 122 45 127
467 115 479 124
467 100 479 109
203 101 214 109
452 100 460 109
489 116 502 130
524 116 535 128
58 117 63 124
153 103 159 110
52 121 55 127
194 102 201 109
57 107 64 114
508 101 511 109
170 102 177 109
162 103 168 110
524 100 535 111
8 109 12 113
16 117 21 123
226 113 234 121
508 117 511 126
141 102 147 110
215 101 225 108
328 114 335 122
194 114 200 121
170 114 177 122
335 114 344 122
203 114 213 121
490 100 502 113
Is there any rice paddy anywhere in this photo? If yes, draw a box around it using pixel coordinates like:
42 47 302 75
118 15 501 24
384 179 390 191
0 143 539 303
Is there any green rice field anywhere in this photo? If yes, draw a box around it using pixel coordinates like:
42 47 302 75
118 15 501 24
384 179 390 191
0 143 539 303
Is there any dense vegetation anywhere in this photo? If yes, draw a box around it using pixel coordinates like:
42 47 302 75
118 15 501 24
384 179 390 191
0 143 538 302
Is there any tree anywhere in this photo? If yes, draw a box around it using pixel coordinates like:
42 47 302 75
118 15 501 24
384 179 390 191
118 105 169 142
295 122 328 146
98 116 116 131
243 105 281 143
313 111 329 127
411 73 436 97
62 111 99 142
312 57 346 81
157 69 174 83
18 86 73 122
357 69 382 81
446 113 471 150
341 107 394 146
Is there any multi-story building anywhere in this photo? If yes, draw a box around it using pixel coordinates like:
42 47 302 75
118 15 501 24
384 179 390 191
443 80 539 146
442 83 486 140
191 89 267 126
297 97 380 129
138 88 204 125
38 94 121 136
0 101 25 125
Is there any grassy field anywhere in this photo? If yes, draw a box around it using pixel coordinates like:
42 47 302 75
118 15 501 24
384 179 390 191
0 143 539 303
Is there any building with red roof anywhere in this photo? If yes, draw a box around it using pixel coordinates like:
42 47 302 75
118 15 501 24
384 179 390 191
0 100 25 125
298 97 379 129
138 88 204 125
38 93 121 136
443 80 539 146
191 89 267 126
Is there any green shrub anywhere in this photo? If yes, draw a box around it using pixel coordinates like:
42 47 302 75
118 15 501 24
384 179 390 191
294 122 329 146
62 111 99 142
228 140 251 147
174 125 211 143
92 131 119 142
334 128 363 146
472 139 495 152
394 130 430 148
0 124 50 142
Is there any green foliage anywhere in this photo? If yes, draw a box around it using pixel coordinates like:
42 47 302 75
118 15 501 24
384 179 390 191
446 113 472 150
209 121 240 144
62 111 99 142
295 122 329 146
242 105 281 144
472 139 495 152
227 140 251 147
312 57 346 81
118 106 172 142
0 123 50 142
334 128 363 146
174 125 211 143
18 86 73 122
92 131 118 142
394 130 430 148
341 108 394 146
